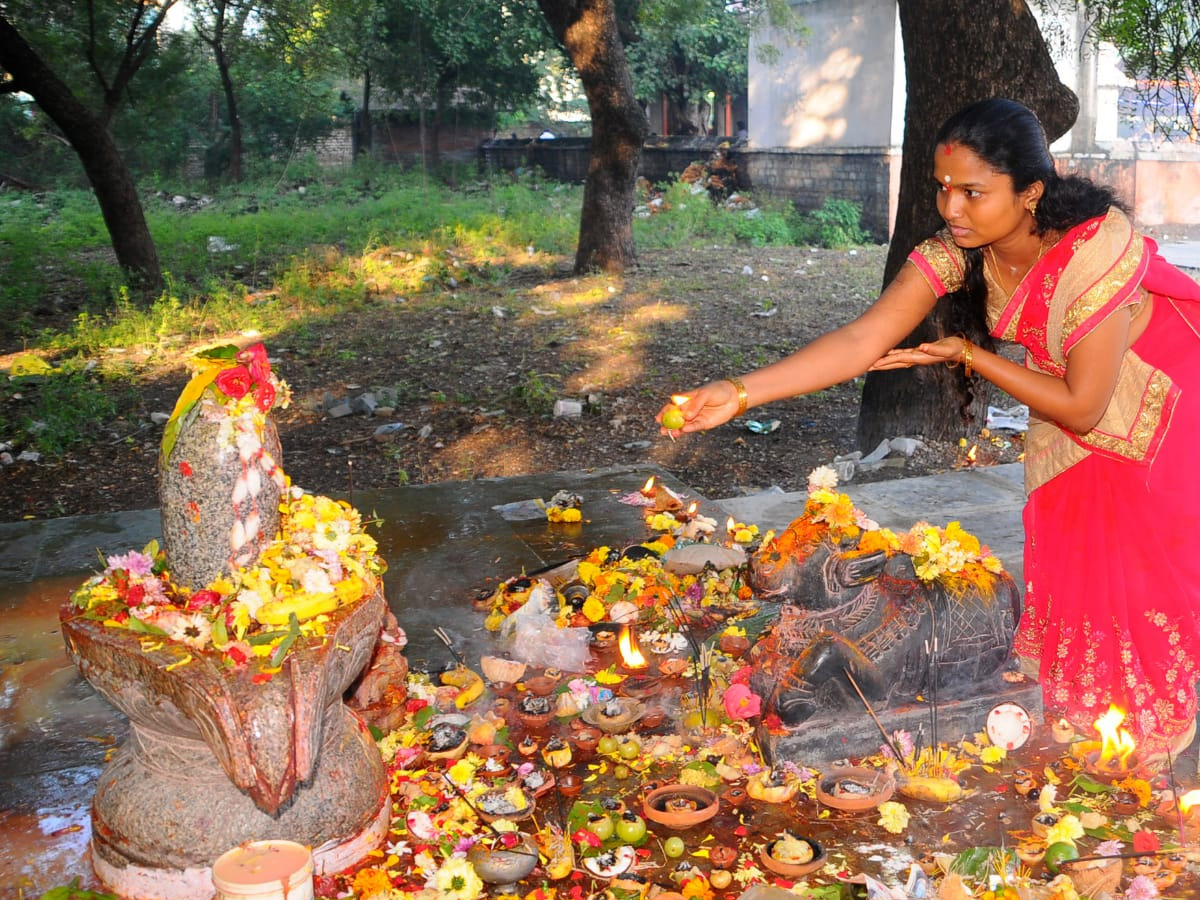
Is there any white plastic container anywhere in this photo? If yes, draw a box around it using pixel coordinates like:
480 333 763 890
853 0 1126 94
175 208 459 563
212 840 314 900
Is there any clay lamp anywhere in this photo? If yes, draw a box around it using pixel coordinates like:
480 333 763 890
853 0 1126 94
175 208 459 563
581 697 645 733
1110 790 1140 816
1012 768 1038 797
525 674 560 697
475 744 513 779
1153 870 1178 892
477 786 536 824
1051 717 1076 743
594 629 617 651
640 707 666 730
1084 705 1138 779
917 852 941 876
1164 853 1188 873
426 723 469 761
709 845 738 870
542 736 573 769
520 767 556 799
748 768 801 805
1031 812 1061 839
1132 856 1162 877
722 786 749 809
516 693 556 731
490 681 515 698
659 657 689 678
1014 843 1045 867
517 735 540 758
643 784 719 830
571 727 602 759
600 796 627 818
557 773 584 798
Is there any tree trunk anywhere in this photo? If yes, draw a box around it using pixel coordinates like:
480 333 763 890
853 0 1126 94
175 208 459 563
358 68 373 156
537 0 649 273
214 44 243 182
0 13 162 289
855 0 1078 451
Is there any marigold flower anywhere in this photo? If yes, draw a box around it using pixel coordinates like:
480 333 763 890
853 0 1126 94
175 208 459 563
876 800 910 834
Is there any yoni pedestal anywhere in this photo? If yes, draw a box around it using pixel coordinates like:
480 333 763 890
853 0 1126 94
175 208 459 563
61 590 390 900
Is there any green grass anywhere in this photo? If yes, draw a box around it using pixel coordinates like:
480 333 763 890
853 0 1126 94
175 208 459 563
0 165 870 454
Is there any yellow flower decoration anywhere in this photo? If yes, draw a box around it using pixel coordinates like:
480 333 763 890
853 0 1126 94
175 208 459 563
1044 813 1084 847
581 596 607 623
433 856 483 900
980 745 1006 764
876 800 910 834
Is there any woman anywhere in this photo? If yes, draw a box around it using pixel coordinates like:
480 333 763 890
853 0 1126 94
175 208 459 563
662 98 1200 758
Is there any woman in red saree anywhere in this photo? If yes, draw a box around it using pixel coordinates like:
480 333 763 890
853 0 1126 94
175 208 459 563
662 98 1200 759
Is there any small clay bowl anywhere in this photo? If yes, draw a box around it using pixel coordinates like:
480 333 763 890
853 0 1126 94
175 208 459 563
816 767 894 811
517 736 540 757
640 707 666 730
474 744 512 778
477 787 535 824
1165 853 1188 873
518 709 556 731
1031 812 1061 839
722 786 749 809
709 845 738 869
1111 790 1140 815
520 768 556 799
760 837 825 877
558 773 584 798
490 680 515 697
525 675 560 697
643 784 719 830
572 728 602 758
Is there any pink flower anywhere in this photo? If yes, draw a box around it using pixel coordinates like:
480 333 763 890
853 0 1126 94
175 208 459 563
1125 875 1160 900
215 365 253 400
186 589 222 612
723 682 762 720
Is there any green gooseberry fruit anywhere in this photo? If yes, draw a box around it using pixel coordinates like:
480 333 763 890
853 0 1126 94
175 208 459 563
663 836 686 858
588 813 615 842
597 735 619 755
615 811 647 843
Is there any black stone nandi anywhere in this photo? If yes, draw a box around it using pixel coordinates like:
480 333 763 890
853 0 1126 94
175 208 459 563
746 528 1022 729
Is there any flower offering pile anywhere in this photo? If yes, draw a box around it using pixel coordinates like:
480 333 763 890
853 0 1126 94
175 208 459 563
68 343 387 671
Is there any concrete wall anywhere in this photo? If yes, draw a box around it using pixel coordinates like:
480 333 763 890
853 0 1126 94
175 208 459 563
749 0 903 150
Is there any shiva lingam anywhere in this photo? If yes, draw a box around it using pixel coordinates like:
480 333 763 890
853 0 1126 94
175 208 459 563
1081 705 1139 779
59 346 390 899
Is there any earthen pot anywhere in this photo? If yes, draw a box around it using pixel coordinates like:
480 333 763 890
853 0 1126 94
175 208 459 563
709 845 738 869
557 773 584 798
642 784 719 830
525 675 559 697
722 786 749 809
760 836 825 877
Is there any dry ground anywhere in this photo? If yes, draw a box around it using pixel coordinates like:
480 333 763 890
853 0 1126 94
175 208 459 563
2 242 1022 522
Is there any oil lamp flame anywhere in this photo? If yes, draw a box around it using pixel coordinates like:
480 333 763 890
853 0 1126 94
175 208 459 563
1093 704 1137 769
683 501 699 520
966 443 979 464
641 476 656 496
671 394 690 406
1179 788 1200 817
618 625 648 670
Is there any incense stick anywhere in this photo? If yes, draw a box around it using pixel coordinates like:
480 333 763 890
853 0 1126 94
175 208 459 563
842 666 906 764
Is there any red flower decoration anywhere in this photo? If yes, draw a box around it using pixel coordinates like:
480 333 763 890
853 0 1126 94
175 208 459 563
125 583 146 606
730 664 754 686
215 365 252 400
1132 829 1161 854
253 380 276 413
405 698 429 713
252 671 275 684
187 589 222 612
178 460 193 477
238 343 271 384
723 682 762 720
224 642 252 667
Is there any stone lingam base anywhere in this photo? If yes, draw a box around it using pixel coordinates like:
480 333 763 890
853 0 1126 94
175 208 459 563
767 674 1043 767
62 588 390 900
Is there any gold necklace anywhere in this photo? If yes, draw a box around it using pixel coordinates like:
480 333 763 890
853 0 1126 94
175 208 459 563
985 237 1047 298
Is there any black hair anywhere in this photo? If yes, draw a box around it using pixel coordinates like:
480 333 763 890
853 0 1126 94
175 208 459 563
927 98 1127 413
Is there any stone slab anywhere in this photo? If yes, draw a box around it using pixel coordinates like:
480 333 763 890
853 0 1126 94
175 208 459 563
768 677 1044 767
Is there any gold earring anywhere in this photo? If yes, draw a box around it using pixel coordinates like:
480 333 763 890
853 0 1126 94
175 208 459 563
1029 199 1039 217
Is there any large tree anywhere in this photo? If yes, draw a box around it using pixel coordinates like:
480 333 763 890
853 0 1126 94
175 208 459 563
193 0 254 182
537 0 649 273
0 1 176 288
855 0 1078 450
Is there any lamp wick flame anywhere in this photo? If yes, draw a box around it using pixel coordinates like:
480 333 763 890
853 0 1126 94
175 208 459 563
1093 704 1136 768
1179 788 1200 817
641 476 656 496
617 625 648 669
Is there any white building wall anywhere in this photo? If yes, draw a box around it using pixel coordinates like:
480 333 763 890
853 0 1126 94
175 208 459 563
748 0 902 149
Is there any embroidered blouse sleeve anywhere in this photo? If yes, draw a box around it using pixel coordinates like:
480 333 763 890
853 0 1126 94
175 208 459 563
907 230 966 296
1056 208 1148 355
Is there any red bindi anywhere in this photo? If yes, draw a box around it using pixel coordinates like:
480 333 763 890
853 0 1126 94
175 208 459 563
943 143 954 156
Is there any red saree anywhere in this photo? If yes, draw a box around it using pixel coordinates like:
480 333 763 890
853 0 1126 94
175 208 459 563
910 209 1200 754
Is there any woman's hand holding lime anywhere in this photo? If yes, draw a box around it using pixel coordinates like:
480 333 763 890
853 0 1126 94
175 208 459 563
656 382 741 434
661 406 686 431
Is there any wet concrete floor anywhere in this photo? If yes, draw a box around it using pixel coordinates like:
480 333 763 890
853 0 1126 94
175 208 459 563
0 465 698 897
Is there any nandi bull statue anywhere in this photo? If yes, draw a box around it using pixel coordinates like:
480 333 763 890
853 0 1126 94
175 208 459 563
745 469 1021 729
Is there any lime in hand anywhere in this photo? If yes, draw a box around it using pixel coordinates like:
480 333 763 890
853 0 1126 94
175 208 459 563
661 406 685 430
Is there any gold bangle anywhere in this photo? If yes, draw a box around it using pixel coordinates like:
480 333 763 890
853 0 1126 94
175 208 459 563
960 339 974 378
725 377 748 416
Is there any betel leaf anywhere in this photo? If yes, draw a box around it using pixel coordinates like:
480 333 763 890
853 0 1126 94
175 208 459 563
1071 774 1113 794
159 361 226 467
413 705 435 728
195 345 239 360
948 846 1012 877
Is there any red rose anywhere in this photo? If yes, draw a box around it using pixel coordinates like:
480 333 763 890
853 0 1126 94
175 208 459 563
178 460 193 477
125 583 146 606
253 380 276 413
215 365 252 400
238 343 271 383
224 642 252 667
1132 829 1161 854
405 697 428 714
187 589 221 611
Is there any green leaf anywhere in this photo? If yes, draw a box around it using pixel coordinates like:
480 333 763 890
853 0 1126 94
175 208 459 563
195 345 239 360
948 846 1009 877
413 706 435 729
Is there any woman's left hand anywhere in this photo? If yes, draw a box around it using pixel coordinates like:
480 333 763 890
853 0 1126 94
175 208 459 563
868 337 964 371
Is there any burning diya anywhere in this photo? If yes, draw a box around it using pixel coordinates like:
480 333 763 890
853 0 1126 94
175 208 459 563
642 784 719 830
581 697 645 733
617 625 650 673
1081 705 1139 778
